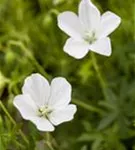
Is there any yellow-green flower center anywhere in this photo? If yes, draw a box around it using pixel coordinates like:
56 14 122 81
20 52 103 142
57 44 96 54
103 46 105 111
83 31 97 44
38 106 52 118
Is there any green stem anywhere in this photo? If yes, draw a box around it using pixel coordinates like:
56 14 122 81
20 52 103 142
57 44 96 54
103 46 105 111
30 56 50 79
0 101 29 145
8 40 50 79
73 99 104 115
18 130 29 145
0 101 16 125
45 133 55 150
46 142 55 150
91 53 107 99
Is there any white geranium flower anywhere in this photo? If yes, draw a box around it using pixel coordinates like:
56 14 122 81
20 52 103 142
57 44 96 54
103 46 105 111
58 0 121 59
13 73 77 132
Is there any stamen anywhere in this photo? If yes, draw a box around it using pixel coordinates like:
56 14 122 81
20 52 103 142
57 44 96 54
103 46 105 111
38 106 52 118
83 31 97 44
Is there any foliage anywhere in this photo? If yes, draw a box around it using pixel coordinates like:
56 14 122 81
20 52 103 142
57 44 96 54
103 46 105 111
0 0 134 149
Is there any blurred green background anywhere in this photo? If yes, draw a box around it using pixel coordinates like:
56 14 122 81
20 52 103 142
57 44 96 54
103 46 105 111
0 0 135 149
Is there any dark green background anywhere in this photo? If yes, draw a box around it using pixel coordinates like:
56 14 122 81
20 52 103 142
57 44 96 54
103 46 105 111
0 0 134 149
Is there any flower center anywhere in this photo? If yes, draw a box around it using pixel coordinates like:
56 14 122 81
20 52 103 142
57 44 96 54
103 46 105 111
83 31 97 44
38 106 52 118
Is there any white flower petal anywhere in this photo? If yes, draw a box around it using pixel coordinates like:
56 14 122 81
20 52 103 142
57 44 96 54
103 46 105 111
13 94 37 120
98 11 121 38
79 0 100 31
22 73 50 107
90 37 111 56
30 117 54 132
49 104 77 126
49 77 71 108
64 38 89 59
58 11 83 40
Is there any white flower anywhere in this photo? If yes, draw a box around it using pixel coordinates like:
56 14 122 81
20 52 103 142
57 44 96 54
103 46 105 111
13 73 77 132
58 0 121 59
